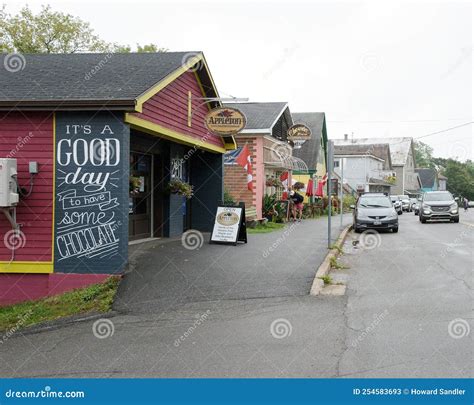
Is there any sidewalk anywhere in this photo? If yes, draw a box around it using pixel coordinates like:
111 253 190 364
114 215 352 314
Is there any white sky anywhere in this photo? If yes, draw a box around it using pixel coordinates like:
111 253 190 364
7 0 474 161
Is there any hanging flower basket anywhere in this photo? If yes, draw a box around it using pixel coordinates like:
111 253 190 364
265 178 281 187
167 179 194 199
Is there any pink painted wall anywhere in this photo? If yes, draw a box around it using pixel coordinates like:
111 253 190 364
131 70 224 148
255 137 264 218
0 112 54 262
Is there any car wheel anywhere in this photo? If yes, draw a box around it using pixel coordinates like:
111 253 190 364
354 226 361 233
399 210 403 215
392 227 399 233
421 215 427 224
453 217 459 223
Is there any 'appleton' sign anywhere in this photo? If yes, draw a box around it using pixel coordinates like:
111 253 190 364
205 107 246 136
287 124 312 141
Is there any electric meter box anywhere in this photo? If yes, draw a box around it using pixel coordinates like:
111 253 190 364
0 158 19 207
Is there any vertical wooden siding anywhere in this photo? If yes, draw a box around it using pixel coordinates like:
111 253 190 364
0 112 54 262
131 71 224 148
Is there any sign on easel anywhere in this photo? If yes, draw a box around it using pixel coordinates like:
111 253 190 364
210 202 247 245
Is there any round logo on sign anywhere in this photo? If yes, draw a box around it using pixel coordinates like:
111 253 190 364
287 124 311 141
217 212 240 226
205 107 246 136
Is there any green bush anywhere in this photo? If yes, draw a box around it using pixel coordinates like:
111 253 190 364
224 188 236 205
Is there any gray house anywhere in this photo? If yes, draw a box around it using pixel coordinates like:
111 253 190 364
333 143 394 194
333 136 421 195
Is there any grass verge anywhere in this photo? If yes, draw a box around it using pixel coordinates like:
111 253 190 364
247 222 286 234
0 276 120 333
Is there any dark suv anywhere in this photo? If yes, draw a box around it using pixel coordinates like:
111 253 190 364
351 193 399 233
419 191 459 223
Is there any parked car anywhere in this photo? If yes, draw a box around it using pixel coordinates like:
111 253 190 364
399 195 412 212
409 197 418 211
390 195 403 215
351 193 399 233
419 191 459 223
413 198 422 215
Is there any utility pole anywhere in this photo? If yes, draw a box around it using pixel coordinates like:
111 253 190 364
340 157 344 228
327 141 334 248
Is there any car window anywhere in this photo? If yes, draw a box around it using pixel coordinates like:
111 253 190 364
358 196 392 208
423 192 453 202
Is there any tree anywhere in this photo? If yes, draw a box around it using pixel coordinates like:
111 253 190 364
0 5 110 53
0 5 165 54
413 141 435 168
434 157 474 200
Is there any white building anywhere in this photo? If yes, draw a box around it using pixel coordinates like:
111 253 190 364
333 136 421 195
333 143 394 194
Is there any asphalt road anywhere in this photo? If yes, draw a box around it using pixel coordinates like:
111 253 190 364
0 211 471 378
335 209 473 377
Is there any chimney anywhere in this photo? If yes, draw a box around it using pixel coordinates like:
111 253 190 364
344 134 348 141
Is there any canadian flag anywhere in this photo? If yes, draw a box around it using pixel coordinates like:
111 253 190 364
236 145 253 191
280 171 289 189
321 173 328 186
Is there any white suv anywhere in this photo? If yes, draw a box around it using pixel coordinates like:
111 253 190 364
419 191 459 223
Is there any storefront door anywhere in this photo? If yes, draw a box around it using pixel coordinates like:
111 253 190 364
129 152 153 240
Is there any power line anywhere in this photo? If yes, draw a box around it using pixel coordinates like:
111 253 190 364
415 121 473 139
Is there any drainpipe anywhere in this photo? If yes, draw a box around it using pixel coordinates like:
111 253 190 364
402 166 405 194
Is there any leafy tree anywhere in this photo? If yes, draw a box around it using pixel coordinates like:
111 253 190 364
414 141 435 168
0 5 109 53
434 157 474 200
0 5 165 53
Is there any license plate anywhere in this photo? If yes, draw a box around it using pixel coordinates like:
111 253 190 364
373 220 382 225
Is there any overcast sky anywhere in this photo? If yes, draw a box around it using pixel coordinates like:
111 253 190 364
8 0 473 161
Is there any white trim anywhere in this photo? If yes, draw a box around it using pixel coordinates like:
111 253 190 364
268 103 290 131
238 129 271 134
334 153 385 162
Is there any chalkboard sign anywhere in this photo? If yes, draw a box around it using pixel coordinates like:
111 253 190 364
54 112 129 274
210 202 247 245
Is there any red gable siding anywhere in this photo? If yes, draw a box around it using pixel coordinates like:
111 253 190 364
131 71 224 148
0 112 54 262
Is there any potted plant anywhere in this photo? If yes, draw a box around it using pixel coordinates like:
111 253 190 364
167 179 194 199
129 176 142 195
265 178 281 187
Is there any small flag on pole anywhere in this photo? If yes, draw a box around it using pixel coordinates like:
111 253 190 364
236 145 253 191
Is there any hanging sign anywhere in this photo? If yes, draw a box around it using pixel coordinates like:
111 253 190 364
210 202 247 245
287 124 312 141
205 107 246 136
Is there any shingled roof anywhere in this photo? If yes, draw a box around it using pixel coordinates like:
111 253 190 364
223 102 289 132
415 168 438 188
334 143 392 169
291 112 327 170
0 52 213 109
333 137 413 166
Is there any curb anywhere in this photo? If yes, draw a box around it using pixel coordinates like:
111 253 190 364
10 311 119 337
310 224 352 296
